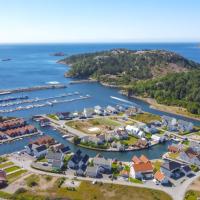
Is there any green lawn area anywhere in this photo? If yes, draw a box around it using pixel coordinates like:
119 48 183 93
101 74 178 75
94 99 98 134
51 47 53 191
0 161 14 168
122 136 138 145
66 117 120 134
131 113 161 123
129 177 143 184
47 114 59 120
0 156 8 163
25 174 40 187
152 160 163 173
7 169 27 183
0 191 12 199
184 190 200 200
4 166 21 173
37 157 47 163
15 180 172 200
168 152 180 159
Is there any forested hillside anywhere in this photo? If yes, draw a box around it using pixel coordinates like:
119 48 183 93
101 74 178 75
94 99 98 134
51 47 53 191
128 70 200 114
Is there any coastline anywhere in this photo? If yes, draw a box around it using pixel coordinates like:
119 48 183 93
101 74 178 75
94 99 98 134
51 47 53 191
129 94 200 122
59 60 200 122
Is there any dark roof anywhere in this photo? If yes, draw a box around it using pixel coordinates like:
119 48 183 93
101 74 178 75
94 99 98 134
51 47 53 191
60 146 70 153
35 145 47 152
161 161 181 171
82 154 89 163
76 149 82 156
182 165 191 173
46 151 63 160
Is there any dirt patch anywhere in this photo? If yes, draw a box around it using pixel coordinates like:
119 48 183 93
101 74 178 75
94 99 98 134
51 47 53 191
189 177 200 192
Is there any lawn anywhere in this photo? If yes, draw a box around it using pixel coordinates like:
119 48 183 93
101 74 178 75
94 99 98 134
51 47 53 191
0 156 8 163
152 160 163 173
47 114 59 121
131 113 161 123
168 152 179 160
184 190 200 200
122 136 138 145
66 117 120 134
4 166 21 173
7 169 27 183
129 177 143 184
25 174 40 187
0 161 14 169
15 180 172 200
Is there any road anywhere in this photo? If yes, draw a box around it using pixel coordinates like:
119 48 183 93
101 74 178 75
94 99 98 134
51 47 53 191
8 152 200 200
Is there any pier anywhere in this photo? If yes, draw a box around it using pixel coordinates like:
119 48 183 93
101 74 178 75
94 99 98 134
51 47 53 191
0 95 91 113
0 84 67 95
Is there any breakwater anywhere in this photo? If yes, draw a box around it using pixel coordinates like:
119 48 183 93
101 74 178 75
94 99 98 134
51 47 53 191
0 84 67 95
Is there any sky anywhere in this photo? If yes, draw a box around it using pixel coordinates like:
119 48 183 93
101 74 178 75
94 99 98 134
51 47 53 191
0 0 200 43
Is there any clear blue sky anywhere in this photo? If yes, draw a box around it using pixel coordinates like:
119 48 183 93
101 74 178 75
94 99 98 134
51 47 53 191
0 0 200 43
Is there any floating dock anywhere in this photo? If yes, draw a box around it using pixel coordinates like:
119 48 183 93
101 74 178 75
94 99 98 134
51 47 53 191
0 84 67 95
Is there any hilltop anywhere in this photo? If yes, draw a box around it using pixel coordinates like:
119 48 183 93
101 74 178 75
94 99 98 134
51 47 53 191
59 49 200 116
59 49 200 85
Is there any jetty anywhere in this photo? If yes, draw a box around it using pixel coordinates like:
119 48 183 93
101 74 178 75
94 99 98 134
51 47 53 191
0 84 67 95
69 79 97 84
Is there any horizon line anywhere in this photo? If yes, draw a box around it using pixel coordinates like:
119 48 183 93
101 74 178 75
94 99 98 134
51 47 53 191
0 41 200 45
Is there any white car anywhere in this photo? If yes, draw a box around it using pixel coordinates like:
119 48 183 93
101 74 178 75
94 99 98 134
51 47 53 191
92 180 97 185
153 179 159 185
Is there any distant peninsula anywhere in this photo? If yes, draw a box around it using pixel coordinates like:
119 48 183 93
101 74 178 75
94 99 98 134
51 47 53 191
59 48 200 117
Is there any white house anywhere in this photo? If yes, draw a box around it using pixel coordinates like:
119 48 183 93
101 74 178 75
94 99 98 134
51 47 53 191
83 108 94 118
125 125 145 138
94 105 104 115
151 135 165 143
25 143 47 158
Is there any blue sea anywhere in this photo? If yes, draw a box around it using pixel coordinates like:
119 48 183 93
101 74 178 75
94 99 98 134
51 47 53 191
0 43 199 160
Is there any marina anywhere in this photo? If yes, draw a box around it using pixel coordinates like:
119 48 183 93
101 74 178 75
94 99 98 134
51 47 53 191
0 92 80 107
0 95 28 103
0 95 91 114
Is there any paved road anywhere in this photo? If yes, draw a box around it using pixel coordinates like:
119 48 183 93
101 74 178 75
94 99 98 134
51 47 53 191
8 153 200 200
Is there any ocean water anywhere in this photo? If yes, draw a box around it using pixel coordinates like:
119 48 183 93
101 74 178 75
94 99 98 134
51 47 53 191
0 43 199 160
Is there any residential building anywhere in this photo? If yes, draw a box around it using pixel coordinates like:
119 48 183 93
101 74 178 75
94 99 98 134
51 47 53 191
83 108 94 118
94 105 104 115
160 161 182 178
178 120 193 133
154 171 169 185
0 170 7 187
93 155 112 173
86 166 100 178
106 105 118 114
46 151 64 169
130 155 153 179
180 148 200 166
25 143 47 158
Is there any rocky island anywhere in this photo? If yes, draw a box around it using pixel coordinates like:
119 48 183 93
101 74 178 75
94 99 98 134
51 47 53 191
59 49 200 118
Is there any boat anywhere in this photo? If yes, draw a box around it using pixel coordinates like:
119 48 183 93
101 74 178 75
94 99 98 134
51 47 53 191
1 58 11 62
46 81 60 85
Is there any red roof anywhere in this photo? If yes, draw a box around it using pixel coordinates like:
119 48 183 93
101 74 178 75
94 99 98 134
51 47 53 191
133 162 153 172
154 171 165 181
132 155 153 172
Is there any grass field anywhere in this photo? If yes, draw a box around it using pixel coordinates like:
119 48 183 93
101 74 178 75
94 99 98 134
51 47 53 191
4 166 21 173
131 113 161 123
7 169 27 183
152 160 163 172
11 178 172 200
184 190 200 200
122 136 138 145
66 117 120 134
0 161 14 169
